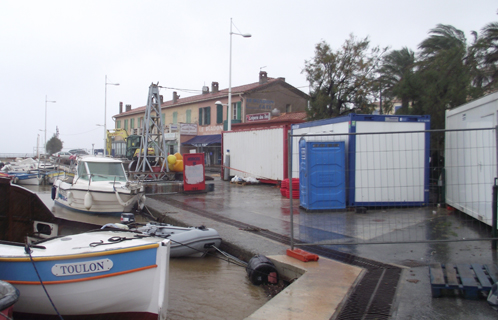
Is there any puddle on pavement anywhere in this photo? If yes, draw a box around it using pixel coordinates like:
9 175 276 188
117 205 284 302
167 254 269 320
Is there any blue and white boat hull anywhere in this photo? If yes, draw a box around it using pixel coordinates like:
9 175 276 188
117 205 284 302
0 230 169 319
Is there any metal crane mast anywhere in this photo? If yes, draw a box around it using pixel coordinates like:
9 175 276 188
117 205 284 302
132 83 169 179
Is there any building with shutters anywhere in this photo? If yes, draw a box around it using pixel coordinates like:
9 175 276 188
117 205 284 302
112 71 309 166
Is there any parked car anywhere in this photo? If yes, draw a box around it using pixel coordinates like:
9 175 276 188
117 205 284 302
51 151 72 164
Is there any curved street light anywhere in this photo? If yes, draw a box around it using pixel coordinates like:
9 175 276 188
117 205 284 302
104 75 119 156
44 96 56 155
228 18 251 131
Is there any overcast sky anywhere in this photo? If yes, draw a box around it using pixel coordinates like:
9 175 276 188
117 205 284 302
1 1 496 154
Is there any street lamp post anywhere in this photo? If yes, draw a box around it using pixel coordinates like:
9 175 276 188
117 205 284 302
104 75 119 156
44 95 56 155
228 18 251 131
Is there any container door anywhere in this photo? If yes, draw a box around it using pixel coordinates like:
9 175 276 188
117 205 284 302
299 139 308 208
306 141 346 210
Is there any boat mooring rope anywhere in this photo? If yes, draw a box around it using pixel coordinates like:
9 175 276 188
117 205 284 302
24 243 64 320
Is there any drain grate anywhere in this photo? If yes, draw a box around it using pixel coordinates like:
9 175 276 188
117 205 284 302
154 197 402 320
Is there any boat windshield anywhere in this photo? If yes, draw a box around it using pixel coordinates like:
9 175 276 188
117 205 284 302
78 162 127 182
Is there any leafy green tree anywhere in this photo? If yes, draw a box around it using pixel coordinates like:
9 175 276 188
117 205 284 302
46 135 63 155
416 24 471 129
478 21 498 91
303 35 388 120
378 47 418 114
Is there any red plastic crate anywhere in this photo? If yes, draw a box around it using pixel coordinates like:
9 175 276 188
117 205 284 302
282 189 300 199
286 249 319 262
281 178 299 190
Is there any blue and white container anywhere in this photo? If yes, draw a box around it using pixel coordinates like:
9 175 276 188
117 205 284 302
292 114 431 207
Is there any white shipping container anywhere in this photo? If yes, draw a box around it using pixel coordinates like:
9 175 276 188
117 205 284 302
445 92 498 227
222 127 288 183
292 114 430 207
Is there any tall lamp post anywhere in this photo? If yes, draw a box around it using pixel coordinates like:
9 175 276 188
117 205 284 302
104 75 119 156
227 18 251 131
44 96 56 155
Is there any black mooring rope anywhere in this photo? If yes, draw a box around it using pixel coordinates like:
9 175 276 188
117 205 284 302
25 244 64 320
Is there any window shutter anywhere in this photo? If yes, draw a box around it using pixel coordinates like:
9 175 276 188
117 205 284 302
205 107 211 125
217 104 223 124
199 108 203 125
236 101 242 120
186 109 191 123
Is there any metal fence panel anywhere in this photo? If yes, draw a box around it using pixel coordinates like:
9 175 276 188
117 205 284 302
289 127 498 247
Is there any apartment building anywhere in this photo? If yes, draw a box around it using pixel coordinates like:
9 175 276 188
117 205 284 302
113 71 309 166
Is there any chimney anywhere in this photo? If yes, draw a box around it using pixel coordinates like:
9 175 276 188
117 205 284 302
202 86 209 94
119 102 123 114
259 71 268 84
211 82 219 93
160 95 163 104
173 91 180 103
126 104 131 112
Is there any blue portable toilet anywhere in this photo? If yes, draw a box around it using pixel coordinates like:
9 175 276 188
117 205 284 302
299 139 346 210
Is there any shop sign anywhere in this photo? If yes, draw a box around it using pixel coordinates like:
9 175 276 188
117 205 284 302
246 112 271 122
163 133 176 141
180 123 198 135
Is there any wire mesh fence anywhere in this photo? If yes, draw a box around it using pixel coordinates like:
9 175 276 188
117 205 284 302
288 127 498 247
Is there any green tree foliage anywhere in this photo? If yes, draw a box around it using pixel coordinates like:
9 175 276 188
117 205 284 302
478 22 498 91
378 47 418 114
415 24 472 129
303 20 498 129
46 135 63 155
303 35 387 120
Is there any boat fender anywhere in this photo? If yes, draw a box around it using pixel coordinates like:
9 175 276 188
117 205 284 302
67 191 73 205
84 191 93 210
114 191 136 208
246 255 279 285
139 194 146 210
0 280 20 312
51 185 57 200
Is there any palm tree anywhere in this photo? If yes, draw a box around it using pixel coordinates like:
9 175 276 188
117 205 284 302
378 47 417 112
416 24 471 129
479 22 498 91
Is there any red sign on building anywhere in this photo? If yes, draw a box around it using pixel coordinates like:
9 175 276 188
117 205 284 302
246 112 271 122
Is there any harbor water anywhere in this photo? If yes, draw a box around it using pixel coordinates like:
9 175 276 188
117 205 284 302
23 184 270 320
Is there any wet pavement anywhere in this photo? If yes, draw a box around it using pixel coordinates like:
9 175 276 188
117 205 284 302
146 172 498 319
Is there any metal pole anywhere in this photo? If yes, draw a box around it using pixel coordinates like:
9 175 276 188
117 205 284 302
45 96 47 155
228 18 232 131
44 96 56 155
288 130 294 250
492 178 497 250
104 75 107 156
494 124 498 249
104 76 119 157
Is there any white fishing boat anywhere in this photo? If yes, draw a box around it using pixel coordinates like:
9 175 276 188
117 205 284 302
103 222 222 258
9 172 44 185
0 230 169 319
0 158 39 172
52 156 146 215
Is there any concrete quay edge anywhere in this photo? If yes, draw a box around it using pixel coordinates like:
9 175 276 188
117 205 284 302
146 197 365 320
